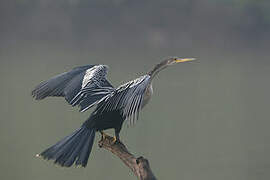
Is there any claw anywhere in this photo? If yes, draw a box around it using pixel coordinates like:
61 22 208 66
112 136 117 144
100 131 120 144
100 131 110 140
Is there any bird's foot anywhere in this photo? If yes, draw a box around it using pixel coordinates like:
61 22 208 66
100 131 110 140
100 131 120 144
112 136 118 144
112 135 122 144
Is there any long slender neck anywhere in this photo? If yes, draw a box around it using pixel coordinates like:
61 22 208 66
147 61 168 80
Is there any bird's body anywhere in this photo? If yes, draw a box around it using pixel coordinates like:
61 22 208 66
32 57 195 167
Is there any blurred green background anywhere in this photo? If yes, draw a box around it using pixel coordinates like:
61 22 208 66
1 0 270 179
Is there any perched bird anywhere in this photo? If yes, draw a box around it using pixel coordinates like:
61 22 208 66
32 57 195 167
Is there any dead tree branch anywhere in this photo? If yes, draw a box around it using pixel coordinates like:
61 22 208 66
98 135 157 180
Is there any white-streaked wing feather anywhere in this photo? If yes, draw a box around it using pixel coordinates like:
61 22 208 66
70 65 115 111
81 65 108 88
94 75 151 126
32 64 114 112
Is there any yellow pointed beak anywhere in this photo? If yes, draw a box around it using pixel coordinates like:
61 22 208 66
175 58 196 63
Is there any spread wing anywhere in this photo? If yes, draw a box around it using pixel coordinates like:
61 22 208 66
94 75 151 126
32 65 114 111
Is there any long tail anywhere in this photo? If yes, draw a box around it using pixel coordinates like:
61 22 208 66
37 125 96 167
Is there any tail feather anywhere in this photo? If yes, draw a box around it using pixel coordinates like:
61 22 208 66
54 129 86 167
76 130 95 166
40 128 82 160
37 126 95 167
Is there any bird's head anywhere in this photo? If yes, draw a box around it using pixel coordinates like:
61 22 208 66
166 57 196 66
148 56 196 78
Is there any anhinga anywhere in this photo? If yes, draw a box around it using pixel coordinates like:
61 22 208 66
32 57 195 167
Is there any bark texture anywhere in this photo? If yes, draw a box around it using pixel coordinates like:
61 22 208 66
98 135 157 180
